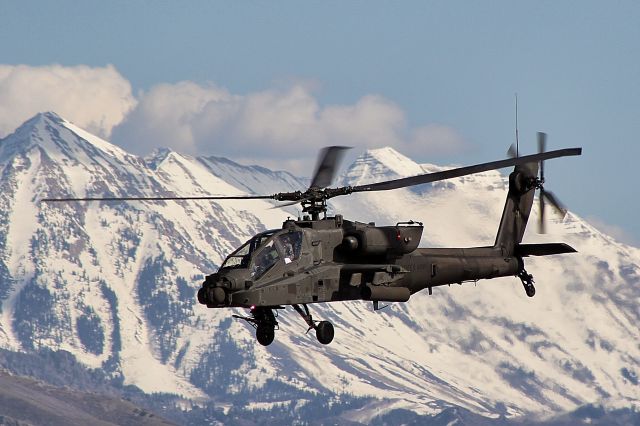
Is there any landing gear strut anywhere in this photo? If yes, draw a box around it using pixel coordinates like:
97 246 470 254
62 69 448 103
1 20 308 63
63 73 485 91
233 307 279 346
292 304 334 345
517 269 536 297
233 304 334 345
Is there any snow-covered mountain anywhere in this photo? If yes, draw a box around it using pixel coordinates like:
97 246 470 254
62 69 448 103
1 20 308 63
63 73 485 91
0 112 638 423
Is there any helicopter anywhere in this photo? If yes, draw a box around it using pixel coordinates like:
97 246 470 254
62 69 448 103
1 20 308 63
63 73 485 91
43 133 581 346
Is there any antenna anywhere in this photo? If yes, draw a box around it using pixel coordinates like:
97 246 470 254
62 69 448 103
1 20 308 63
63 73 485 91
515 93 519 157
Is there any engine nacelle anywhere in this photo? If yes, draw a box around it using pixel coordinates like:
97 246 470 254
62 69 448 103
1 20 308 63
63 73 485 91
342 222 423 257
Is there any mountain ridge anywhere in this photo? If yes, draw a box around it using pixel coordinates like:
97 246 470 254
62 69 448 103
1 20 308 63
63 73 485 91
0 112 638 423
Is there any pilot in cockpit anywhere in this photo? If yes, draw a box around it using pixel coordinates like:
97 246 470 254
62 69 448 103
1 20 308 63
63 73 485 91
279 232 302 264
251 240 279 278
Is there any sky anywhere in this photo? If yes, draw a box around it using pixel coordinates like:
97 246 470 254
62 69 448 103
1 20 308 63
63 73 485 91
0 1 638 245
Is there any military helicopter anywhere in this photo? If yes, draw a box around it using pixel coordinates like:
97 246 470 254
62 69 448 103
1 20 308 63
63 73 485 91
44 133 581 346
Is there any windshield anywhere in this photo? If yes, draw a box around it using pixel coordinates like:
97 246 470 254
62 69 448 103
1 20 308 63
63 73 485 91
220 231 276 269
251 239 280 279
250 231 304 278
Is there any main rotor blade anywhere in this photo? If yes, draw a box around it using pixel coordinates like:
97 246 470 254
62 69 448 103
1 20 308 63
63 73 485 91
310 146 351 189
41 194 276 203
350 148 582 193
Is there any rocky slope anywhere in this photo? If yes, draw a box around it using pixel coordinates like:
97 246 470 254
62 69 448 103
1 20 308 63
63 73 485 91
0 368 174 426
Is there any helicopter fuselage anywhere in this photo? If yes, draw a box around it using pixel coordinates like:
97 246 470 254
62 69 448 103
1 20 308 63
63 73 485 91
42 140 581 346
197 215 520 309
193 156 580 346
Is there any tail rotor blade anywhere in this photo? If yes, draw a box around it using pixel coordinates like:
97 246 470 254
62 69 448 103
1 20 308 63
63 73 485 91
543 190 568 219
539 189 546 234
538 189 568 234
537 132 547 153
535 132 570 233
507 144 517 159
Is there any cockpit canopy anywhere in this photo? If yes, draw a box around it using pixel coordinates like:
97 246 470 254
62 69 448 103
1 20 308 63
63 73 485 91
220 229 303 279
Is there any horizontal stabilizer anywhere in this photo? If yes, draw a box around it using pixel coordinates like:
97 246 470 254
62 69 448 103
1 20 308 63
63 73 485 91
515 243 577 257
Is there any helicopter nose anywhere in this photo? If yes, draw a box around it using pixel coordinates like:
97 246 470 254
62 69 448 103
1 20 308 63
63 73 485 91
197 285 229 306
210 287 227 304
198 274 234 306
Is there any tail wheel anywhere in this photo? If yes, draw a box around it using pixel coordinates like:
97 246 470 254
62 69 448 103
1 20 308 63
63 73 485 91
518 269 536 298
525 284 536 298
256 324 275 346
316 321 334 345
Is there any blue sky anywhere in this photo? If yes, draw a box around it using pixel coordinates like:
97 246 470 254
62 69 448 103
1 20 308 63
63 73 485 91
1 1 639 244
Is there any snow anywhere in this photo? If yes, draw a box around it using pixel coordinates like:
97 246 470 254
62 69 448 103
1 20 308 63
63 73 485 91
364 147 425 178
1 146 40 349
83 204 205 398
60 116 132 163
0 112 639 418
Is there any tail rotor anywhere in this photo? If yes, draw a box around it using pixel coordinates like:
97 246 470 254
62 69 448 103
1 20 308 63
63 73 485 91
508 132 569 234
536 132 568 233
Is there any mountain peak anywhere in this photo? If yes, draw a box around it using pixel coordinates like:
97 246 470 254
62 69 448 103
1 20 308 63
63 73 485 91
366 146 403 158
36 111 63 122
363 147 425 176
339 146 424 186
145 147 174 169
0 111 133 165
26 111 62 123
2 111 61 141
0 111 638 423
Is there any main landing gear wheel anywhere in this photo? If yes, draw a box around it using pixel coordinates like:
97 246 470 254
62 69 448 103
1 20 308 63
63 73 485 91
256 324 275 346
316 321 334 345
232 306 279 346
292 304 335 345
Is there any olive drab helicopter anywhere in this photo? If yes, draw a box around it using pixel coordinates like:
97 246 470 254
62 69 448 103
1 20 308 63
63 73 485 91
43 133 581 346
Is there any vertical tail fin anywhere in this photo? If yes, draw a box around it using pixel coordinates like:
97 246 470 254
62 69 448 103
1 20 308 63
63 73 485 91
494 162 539 256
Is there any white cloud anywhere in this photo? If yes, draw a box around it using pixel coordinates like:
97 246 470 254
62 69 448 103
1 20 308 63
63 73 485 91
111 81 234 155
0 65 465 175
111 81 466 173
0 64 136 139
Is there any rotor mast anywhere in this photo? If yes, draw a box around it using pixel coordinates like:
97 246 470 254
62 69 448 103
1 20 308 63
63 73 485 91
302 199 326 220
